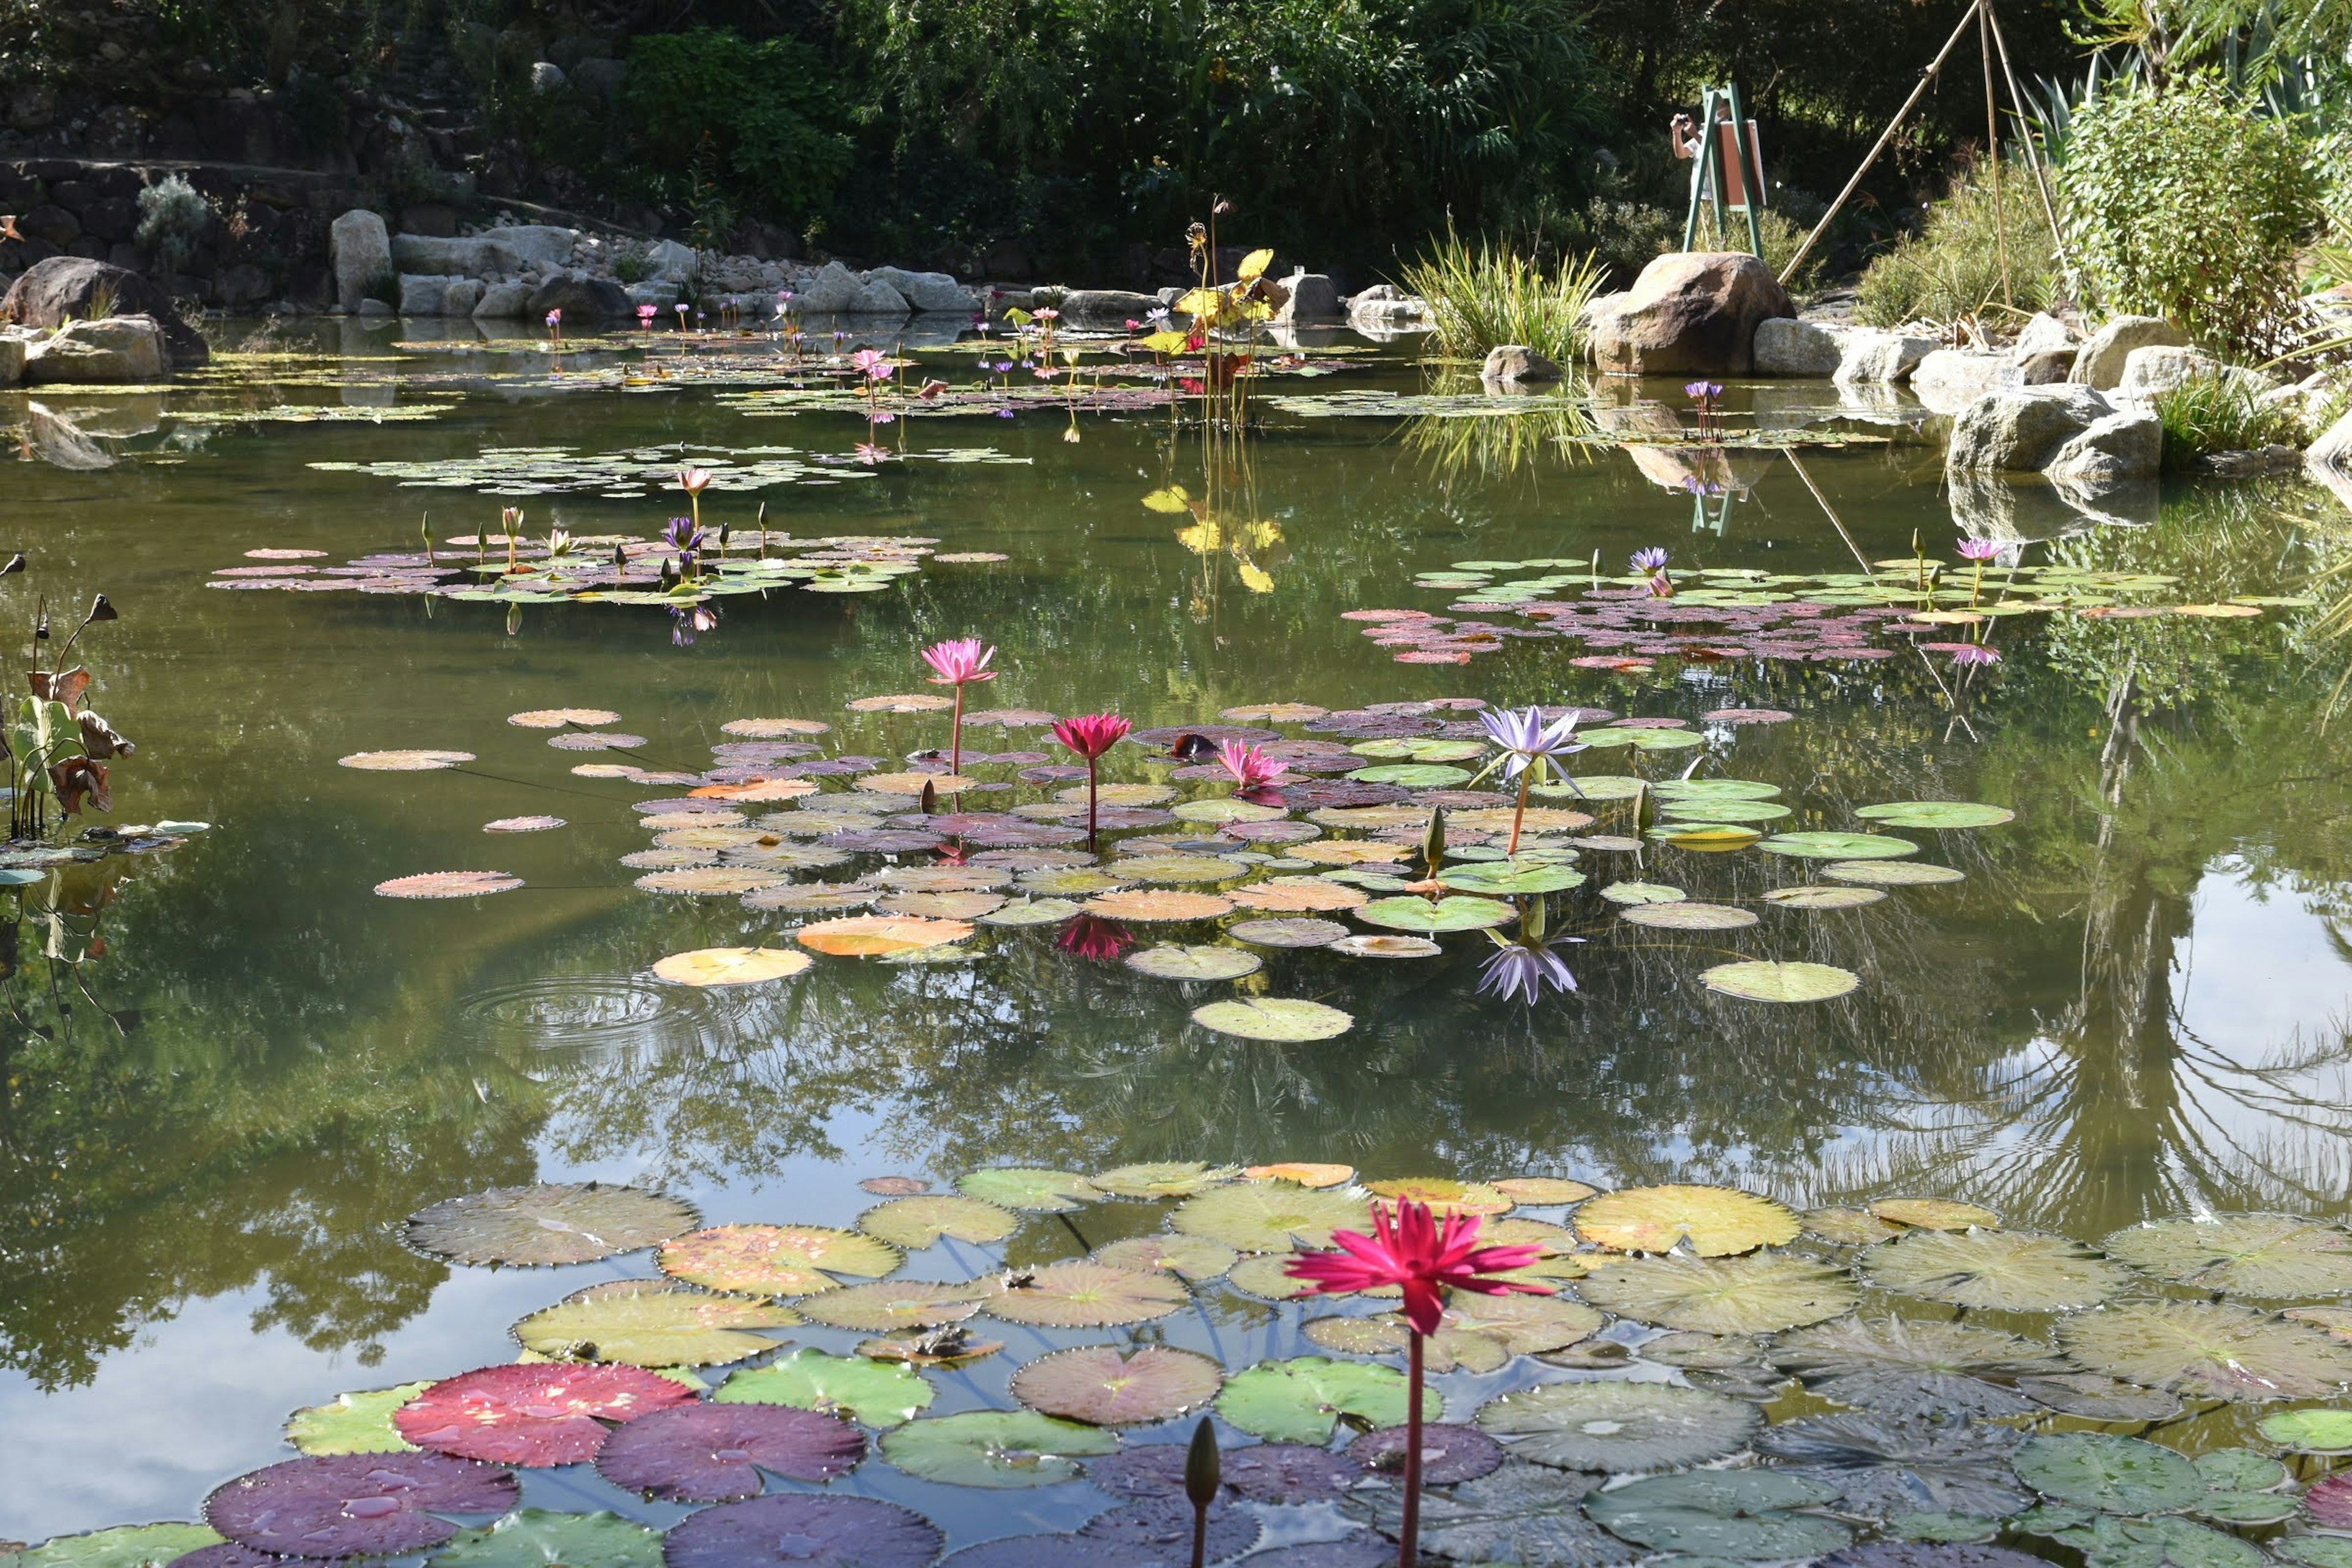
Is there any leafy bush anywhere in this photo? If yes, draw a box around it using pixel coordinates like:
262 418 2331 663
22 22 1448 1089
2056 74 2323 358
1856 161 2057 328
1400 227 1608 364
620 29 854 221
1689 206 1823 290
135 175 210 274
611 246 653 285
2153 372 2309 469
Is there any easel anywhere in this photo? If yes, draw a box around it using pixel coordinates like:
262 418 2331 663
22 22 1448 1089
1678 85 1766 260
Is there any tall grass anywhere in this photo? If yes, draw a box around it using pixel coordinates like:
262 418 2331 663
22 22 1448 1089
1856 159 2058 328
1400 228 1609 365
2152 372 2308 470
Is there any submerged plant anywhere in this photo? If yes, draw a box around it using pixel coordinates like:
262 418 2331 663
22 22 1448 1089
1474 706 1587 853
1051 712 1131 848
921 638 997 776
1287 1200 1548 1568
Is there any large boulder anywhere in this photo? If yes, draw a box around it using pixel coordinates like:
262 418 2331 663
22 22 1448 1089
869 266 978 314
329 209 392 311
644 239 698 284
1834 329 1937 386
527 274 632 322
1060 288 1162 326
398 274 452 315
2071 315 2187 390
479 224 576 272
1752 317 1843 377
2113 344 2221 402
848 276 910 314
473 280 532 318
392 234 516 277
442 278 483 317
1910 350 2023 415
2011 312 2078 358
795 260 861 314
1947 383 2117 473
23 315 167 383
1 255 207 365
1482 345 1563 385
1276 273 1343 324
2045 409 2163 486
1586 252 1793 377
627 279 683 312
2016 349 2078 385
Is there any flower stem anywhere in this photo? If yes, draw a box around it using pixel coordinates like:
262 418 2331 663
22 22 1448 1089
1087 757 1099 851
1970 559 1983 608
1509 771 1531 856
1400 1330 1425 1568
949 685 964 780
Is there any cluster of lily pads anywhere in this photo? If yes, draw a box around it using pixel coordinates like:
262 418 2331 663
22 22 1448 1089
349 693 2025 1013
26 1174 2352 1568
305 444 1031 499
1343 560 2305 671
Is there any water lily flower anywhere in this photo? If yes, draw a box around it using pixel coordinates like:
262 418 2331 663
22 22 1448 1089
1057 913 1133 962
1477 934 1583 1003
1053 712 1132 848
1955 536 2000 604
1630 546 1668 573
922 638 998 775
636 304 656 328
850 347 892 382
1951 643 2001 666
1216 739 1286 794
661 516 707 581
668 602 718 646
1288 1200 1550 1568
854 442 892 466
1034 307 1060 322
1476 706 1586 853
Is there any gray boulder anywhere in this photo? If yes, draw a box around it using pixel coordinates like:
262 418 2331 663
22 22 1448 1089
480 225 576 272
2 255 208 365
1586 251 1793 376
1947 383 2117 472
392 234 517 277
795 261 861 314
869 266 978 314
527 274 632 322
23 315 167 383
1752 317 1843 376
2113 344 2220 402
2045 409 2163 485
2016 348 2078 385
2071 315 2187 390
398 274 451 315
473 281 533 319
529 61 567 92
0 330 28 386
1911 350 2024 415
1482 344 1563 385
330 209 391 312
2011 312 2077 358
848 276 910 315
1277 273 1343 324
644 239 698 284
442 278 483 317
1060 288 1161 325
1834 329 1937 386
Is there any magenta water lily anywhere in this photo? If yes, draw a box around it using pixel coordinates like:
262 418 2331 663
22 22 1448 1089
920 638 997 776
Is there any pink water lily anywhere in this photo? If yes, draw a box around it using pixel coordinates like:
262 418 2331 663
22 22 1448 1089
1052 713 1132 849
921 639 998 776
1216 739 1286 793
1956 537 2000 604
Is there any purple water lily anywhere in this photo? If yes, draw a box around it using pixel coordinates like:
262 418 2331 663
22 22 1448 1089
670 602 719 646
1630 547 1669 573
1477 937 1583 1004
1477 706 1587 853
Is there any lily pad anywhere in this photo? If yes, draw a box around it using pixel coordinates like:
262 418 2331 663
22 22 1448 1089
1091 1162 1242 1198
958 1167 1101 1211
2100 1215 2352 1299
2310 1473 2352 1528
1623 901 1758 930
1245 1162 1359 1188
2016 1374 2182 1422
1192 998 1354 1041
1762 832 1920 860
205 1453 519 1559
1125 944 1262 980
1355 894 1514 932
1477 1379 1761 1471
1578 1253 1857 1334
1496 1177 1599 1205
1349 1423 1507 1485
1080 1498 1262 1560
988 1262 1189 1327
859 1195 1018 1249
1575 1183 1798 1256
650 947 810 986
1330 933 1444 958
1766 885 1887 909
2057 1300 2352 1401
1854 802 2015 829
1082 889 1234 921
393 1363 692 1466
340 749 475 771
1356 1464 1637 1568
1824 861 1965 886
1171 1183 1372 1252
1585 1470 1850 1559
796 914 974 955
793 1280 992 1333
1226 878 1367 912
6 1527 225 1568
1227 917 1349 948
1702 961 1860 1002
1092 1234 1240 1281
2257 1406 2352 1453
1756 1412 2029 1520
376 870 524 899
285 1384 431 1456
2193 1448 2286 1492
880 1409 1119 1487
1872 1199 2000 1231
715 1349 933 1427
658 1224 902 1296
2010 1433 2203 1513
510 1278 798 1366
1768 1317 2061 1420
1602 882 1686 905
1216 1356 1408 1443
1010 1346 1224 1425
661 1495 941 1568
1866 1229 2130 1313
425 1509 658 1568
1438 862 1588 895
405 1183 699 1267
593 1403 864 1501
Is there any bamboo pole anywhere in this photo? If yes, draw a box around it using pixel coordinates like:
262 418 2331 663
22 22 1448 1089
1779 0 1985 287
1983 0 2081 298
1980 2 2011 306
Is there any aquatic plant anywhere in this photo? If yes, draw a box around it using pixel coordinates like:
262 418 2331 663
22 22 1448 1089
1474 705 1588 852
1685 382 1723 442
1957 536 2000 605
1215 739 1285 796
677 466 714 538
1055 912 1133 961
919 638 996 775
1051 712 1132 848
1287 1199 1547 1568
2154 371 2310 471
4 568 135 841
1183 1416 1219 1568
1950 643 2002 666
1631 545 1673 599
661 516 707 582
636 304 657 332
545 308 562 348
1401 224 1608 364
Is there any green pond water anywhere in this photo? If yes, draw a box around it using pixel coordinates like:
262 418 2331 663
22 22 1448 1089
6 320 2352 1551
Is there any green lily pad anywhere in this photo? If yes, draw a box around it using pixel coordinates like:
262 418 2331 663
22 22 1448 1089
859 1194 1019 1249
1655 799 1793 823
1892 1513 2003 1544
2100 1215 2352 1299
1651 779 1781 801
2030 1513 2267 1568
1768 1317 2064 1420
1348 764 1472 787
957 1167 1102 1212
1765 885 1887 909
2258 1406 2352 1453
1215 1356 1409 1443
1866 1229 2132 1313
715 1348 934 1427
1355 894 1514 932
1477 1379 1761 1471
1170 1182 1373 1252
2193 1448 2287 1491
1438 861 1587 895
2016 1374 2183 1422
1586 1471 1850 1559
2195 1491 2296 1526
978 897 1084 926
2011 1433 2204 1513
1578 1253 1859 1334
1823 861 1965 886
510 1279 799 1366
2 1526 225 1568
1546 775 1648 801
1191 998 1354 1041
1170 797 1286 823
1760 832 1920 860
285 1383 431 1455
2279 1539 2352 1568
1355 1464 1639 1568
1854 801 2016 829
878 1409 1118 1487
1090 1162 1242 1198
426 1510 662 1568
1623 902 1758 930
2058 1300 2352 1401
1602 882 1686 905
1124 944 1262 981
1700 961 1859 1002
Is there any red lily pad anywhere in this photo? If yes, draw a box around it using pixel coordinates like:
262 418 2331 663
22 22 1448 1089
592 1403 865 1501
204 1453 518 1559
374 871 524 899
483 816 564 832
168 1545 282 1568
860 1176 930 1196
1009 1346 1224 1425
1348 1422 1506 1483
392 1364 693 1466
660 1495 941 1568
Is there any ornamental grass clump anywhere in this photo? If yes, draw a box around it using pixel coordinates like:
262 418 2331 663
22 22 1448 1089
1856 157 2058 329
1401 225 1608 366
2153 372 2309 470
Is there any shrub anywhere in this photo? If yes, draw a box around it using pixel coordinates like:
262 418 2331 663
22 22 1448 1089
1690 206 1823 291
2056 74 2323 359
2153 372 2308 470
611 246 654 285
1856 160 2057 328
1400 227 1608 364
135 175 210 275
621 29 854 221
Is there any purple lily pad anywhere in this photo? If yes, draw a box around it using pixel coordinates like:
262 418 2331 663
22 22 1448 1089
1221 820 1320 844
205 1453 518 1559
168 1547 284 1568
594 1403 865 1502
964 824 1087 848
1240 1538 1395 1568
825 830 947 853
1347 1423 1506 1485
1088 1444 1191 1499
1279 780 1409 809
660 1494 941 1568
1224 1444 1362 1503
549 733 648 751
1082 1498 1262 1560
1019 765 1093 783
971 849 1093 870
1817 1550 2050 1568
887 812 1027 834
940 1539 1173 1568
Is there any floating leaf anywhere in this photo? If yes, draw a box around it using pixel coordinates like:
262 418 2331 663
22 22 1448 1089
1855 802 2015 829
716 1349 933 1427
1872 1199 2000 1231
1216 1356 1408 1443
1357 1464 1638 1568
425 1509 658 1568
1496 1177 1598 1206
205 1454 518 1559
1755 1412 2029 1521
1438 862 1587 895
2310 1473 2352 1528
2194 1448 2287 1492
1762 832 1920 860
2016 1374 2182 1422
1602 882 1686 905
593 1403 864 1501
508 709 622 729
2010 1433 2204 1513
1575 1183 1799 1256
405 1183 698 1267
635 867 785 896
1226 878 1366 912
650 947 811 986
1768 1317 2061 1419
1585 1469 1852 1558
1082 889 1234 921
1125 944 1262 980
1355 894 1513 932
958 1167 1102 1212
376 870 524 899
1010 1346 1223 1425
1228 917 1350 948
393 1363 691 1465
1349 1423 1506 1485
1093 1234 1239 1280
511 1279 797 1366
794 1280 993 1333
1172 1183 1371 1251
662 1495 941 1568
2258 1407 2352 1453
1702 960 1860 1002
2058 1300 2352 1401
796 914 974 955
1580 1252 1856 1334
483 816 564 832
4 1526 225 1568
1623 901 1759 930
1476 1379 1761 1470
859 1195 1017 1249
2100 1215 2352 1298
1081 1498 1262 1560
1767 885 1887 909
1825 861 1966 886
658 1224 901 1296
880 1409 1118 1487
1192 998 1353 1041
1866 1229 2130 1313
987 1262 1188 1327
285 1384 431 1457
1090 1161 1242 1199
1330 933 1442 958
340 749 475 771
1364 1177 1512 1215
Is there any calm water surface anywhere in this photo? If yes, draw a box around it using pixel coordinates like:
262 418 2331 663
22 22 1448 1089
5 321 2352 1544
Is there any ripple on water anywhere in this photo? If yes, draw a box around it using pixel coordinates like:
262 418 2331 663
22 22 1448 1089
454 974 745 1052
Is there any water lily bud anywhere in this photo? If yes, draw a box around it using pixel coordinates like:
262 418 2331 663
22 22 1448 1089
1185 1415 1220 1507
1421 807 1446 876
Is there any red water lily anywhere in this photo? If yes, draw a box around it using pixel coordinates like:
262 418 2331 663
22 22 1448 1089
1052 712 1131 849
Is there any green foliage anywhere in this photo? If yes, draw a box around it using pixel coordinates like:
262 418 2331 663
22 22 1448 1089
2056 74 2323 358
1691 205 1823 291
620 29 853 221
1401 227 1607 364
134 176 209 275
2152 372 2308 469
1857 161 2059 327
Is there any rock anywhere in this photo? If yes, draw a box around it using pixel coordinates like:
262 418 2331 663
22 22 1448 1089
1586 251 1794 376
1058 288 1161 325
2016 348 2078 385
1277 272 1342 324
479 225 576 272
80 197 138 244
527 274 632 322
213 263 271 307
2113 344 2221 402
19 205 78 247
397 274 450 315
1350 293 1428 328
23 315 167 383
848 276 910 314
627 279 682 311
1835 330 1938 386
2309 404 2352 468
529 61 567 92
329 209 391 312
2045 408 2163 485
1 255 208 365
1482 344 1563 385
1751 317 1843 376
1947 383 2117 473
1910 350 2024 415
0 331 26 386
399 202 459 238
2011 312 2077 358
2197 444 2301 477
442 278 483 317
358 298 393 317
868 266 978 314
795 260 861 313
2071 315 2187 390
643 239 698 284
391 234 518 277
473 280 532 318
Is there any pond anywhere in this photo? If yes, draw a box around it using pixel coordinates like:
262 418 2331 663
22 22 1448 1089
7 318 2352 1564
